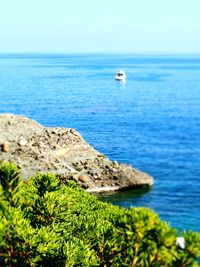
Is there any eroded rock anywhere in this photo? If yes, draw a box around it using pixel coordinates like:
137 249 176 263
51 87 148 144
1 142 10 152
0 114 153 191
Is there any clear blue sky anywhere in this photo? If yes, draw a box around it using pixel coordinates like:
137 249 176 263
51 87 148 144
0 0 200 53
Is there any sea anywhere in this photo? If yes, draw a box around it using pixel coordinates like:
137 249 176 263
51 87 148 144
0 54 199 232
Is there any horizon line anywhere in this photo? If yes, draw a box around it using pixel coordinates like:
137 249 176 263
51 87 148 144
0 51 200 56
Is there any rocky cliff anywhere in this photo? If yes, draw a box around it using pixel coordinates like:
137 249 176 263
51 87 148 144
0 114 153 192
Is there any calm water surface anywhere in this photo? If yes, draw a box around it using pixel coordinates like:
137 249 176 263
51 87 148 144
0 54 199 232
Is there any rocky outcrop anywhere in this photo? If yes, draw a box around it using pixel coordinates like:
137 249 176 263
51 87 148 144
0 114 153 192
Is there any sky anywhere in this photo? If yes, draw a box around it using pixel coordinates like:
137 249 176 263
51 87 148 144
0 0 200 54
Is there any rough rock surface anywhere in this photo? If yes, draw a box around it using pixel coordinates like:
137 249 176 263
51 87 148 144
0 114 153 192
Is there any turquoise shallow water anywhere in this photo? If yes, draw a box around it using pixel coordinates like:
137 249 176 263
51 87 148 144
0 54 200 232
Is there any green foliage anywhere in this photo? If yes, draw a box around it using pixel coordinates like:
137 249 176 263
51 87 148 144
0 162 199 266
0 162 23 206
30 172 60 197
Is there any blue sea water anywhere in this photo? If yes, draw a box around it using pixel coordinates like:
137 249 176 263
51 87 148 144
0 54 200 232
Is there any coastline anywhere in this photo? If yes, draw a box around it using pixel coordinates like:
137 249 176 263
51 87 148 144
0 114 153 191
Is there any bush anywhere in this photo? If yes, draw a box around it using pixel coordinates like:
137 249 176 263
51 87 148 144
0 162 199 266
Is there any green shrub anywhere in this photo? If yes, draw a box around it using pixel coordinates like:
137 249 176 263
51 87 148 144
0 162 199 266
0 162 23 206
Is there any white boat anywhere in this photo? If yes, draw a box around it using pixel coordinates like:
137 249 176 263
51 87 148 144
115 69 126 81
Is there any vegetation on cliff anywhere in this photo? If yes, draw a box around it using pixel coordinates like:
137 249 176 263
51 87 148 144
0 162 199 266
